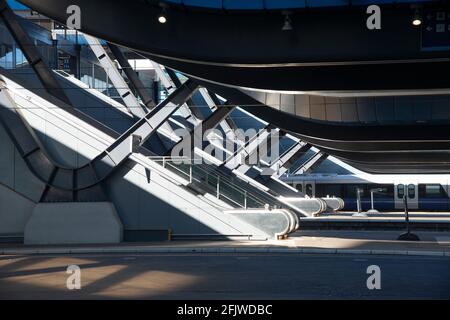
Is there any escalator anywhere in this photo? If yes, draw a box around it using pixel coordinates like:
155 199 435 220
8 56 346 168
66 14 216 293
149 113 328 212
0 4 343 241
0 69 299 240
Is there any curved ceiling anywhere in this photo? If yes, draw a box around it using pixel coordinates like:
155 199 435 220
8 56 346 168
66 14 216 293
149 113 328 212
18 0 450 92
161 0 435 10
14 0 450 173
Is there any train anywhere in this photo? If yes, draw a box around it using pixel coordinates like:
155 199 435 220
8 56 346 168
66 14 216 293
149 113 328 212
282 174 450 212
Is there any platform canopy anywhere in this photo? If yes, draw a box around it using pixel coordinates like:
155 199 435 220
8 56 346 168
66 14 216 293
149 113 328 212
162 0 434 10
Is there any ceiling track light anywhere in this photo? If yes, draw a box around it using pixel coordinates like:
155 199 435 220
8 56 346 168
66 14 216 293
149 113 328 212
158 7 168 24
282 12 293 31
411 6 422 27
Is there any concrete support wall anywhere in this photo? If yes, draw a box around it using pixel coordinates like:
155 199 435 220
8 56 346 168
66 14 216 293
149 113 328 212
0 183 35 236
24 202 123 245
0 120 45 203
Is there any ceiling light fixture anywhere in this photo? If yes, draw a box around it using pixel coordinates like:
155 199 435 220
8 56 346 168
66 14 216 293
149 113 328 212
412 7 422 26
282 12 293 31
158 7 167 24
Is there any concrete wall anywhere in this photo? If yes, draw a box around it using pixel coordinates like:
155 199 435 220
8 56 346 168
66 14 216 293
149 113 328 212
25 202 122 245
0 119 45 203
0 183 35 235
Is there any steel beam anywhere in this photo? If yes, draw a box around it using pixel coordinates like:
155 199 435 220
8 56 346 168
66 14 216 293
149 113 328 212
84 33 147 118
165 67 205 121
167 67 238 141
149 61 195 122
166 105 235 156
108 43 156 109
149 59 238 144
0 0 70 105
224 126 278 171
271 142 312 178
95 79 199 168
161 62 237 141
206 89 238 141
294 152 328 175
164 67 239 145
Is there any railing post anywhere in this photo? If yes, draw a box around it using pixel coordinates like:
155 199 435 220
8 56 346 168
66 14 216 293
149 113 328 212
397 192 420 241
217 176 220 199
189 163 193 183
357 188 362 213
371 190 375 211
162 157 166 168
244 191 248 209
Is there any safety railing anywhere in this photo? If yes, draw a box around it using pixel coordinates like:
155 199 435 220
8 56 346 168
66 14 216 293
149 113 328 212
149 156 273 209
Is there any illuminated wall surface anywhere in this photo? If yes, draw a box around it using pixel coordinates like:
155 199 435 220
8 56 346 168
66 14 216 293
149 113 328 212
163 0 435 10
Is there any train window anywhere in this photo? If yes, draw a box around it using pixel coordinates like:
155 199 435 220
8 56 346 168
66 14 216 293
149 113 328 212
344 184 367 198
295 184 303 193
306 184 313 197
326 184 342 197
419 184 448 199
315 184 342 198
408 184 415 199
373 185 394 198
397 185 405 199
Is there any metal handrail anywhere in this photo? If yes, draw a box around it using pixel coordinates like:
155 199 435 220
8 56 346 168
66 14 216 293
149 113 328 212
180 157 280 204
149 156 269 209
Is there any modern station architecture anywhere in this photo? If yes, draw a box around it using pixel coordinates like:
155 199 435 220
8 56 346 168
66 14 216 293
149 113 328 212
0 0 450 244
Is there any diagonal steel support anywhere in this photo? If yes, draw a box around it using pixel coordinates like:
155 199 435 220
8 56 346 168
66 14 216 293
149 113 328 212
91 79 199 181
207 89 238 141
0 0 71 105
149 61 194 121
166 66 237 141
271 142 312 178
165 67 205 121
224 126 278 171
166 105 235 156
108 43 156 110
294 152 329 175
84 33 147 118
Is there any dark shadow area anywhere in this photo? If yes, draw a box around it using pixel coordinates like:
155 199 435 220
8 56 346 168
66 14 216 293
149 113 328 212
0 253 449 300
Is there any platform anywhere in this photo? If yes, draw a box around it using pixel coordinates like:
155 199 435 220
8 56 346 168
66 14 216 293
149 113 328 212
1 230 450 257
300 212 450 231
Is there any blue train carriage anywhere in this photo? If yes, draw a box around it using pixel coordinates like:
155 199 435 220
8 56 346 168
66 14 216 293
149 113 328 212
281 174 450 212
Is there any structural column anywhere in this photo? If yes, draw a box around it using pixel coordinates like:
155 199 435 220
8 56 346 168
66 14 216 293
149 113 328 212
0 0 71 105
294 152 329 175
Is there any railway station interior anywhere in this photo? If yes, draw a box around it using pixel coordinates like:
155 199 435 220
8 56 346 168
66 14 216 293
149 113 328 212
0 0 450 245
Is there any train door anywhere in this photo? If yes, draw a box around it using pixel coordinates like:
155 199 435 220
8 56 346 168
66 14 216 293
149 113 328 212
304 181 315 198
394 183 418 210
447 181 450 211
294 183 303 194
